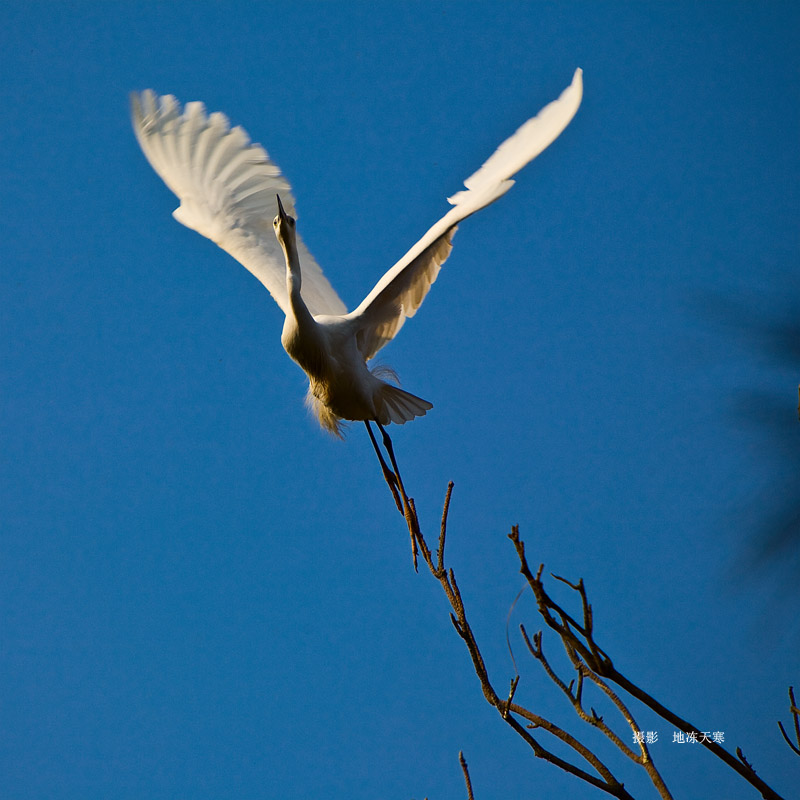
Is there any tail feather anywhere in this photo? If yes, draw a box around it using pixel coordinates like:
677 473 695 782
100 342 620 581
377 384 433 425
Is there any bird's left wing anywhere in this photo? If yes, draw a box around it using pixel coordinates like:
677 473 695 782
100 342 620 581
131 91 347 317
349 68 583 360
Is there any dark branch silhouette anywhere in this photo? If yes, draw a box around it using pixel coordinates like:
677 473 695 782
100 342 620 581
778 686 800 757
377 463 793 799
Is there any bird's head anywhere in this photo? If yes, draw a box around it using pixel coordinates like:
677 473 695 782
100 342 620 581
273 194 296 244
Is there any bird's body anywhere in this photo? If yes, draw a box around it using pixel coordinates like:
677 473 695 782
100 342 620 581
285 317 428 434
274 195 433 434
130 70 582 436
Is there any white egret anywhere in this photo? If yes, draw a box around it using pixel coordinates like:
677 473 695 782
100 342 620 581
131 70 582 519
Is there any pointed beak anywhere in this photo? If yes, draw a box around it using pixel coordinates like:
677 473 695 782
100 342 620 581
276 194 288 221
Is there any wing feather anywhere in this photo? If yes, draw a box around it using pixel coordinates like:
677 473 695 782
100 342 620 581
131 91 347 317
350 68 582 360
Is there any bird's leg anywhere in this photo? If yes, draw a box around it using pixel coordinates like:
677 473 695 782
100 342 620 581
376 421 409 502
376 421 419 570
365 421 403 514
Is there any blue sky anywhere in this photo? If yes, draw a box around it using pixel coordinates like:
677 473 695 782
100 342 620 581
2 2 799 798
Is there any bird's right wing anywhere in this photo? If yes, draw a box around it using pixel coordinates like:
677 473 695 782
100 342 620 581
349 68 583 360
130 91 347 317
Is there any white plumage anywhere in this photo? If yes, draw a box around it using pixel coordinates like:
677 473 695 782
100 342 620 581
131 69 582 437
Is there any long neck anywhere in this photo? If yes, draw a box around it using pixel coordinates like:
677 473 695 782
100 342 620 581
279 232 326 378
281 235 313 326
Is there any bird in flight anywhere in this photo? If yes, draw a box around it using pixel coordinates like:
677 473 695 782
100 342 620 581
131 70 582 523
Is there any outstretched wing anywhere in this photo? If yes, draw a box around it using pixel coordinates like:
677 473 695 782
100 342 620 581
349 68 583 360
130 91 347 317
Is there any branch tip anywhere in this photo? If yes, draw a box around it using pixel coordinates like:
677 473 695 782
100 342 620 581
459 751 475 800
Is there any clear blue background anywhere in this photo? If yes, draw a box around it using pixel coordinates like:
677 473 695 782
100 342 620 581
2 2 798 798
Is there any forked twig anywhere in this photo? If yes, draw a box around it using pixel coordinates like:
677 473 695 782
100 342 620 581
409 485 636 798
507 525 787 800
778 686 800 756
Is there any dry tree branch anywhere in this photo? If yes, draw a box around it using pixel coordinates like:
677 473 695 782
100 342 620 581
401 482 638 798
507 526 789 800
459 751 475 800
386 471 790 800
778 686 800 757
520 627 638 761
519 618 672 799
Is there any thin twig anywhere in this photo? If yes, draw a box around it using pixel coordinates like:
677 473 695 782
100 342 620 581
505 587 525 677
459 751 475 800
503 675 520 719
437 481 454 576
778 686 800 757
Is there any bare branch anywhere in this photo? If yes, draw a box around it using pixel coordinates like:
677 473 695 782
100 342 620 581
459 751 475 800
520 624 672 797
437 482 454 576
406 485 638 798
778 686 800 756
379 464 789 800
503 675 520 719
507 525 787 800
